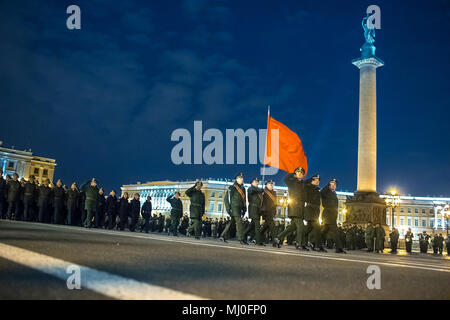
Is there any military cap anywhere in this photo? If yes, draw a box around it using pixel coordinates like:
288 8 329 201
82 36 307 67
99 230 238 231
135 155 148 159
195 181 203 186
235 172 244 179
265 179 274 185
311 174 320 180
328 178 338 185
252 177 259 183
294 166 305 174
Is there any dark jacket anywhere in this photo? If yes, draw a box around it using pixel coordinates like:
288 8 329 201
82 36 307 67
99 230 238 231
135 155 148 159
6 179 21 202
23 181 37 202
166 195 182 218
284 174 305 219
320 185 338 225
185 185 205 219
261 188 277 218
106 195 118 215
53 186 66 208
225 183 246 217
304 183 321 221
97 193 106 213
119 197 130 218
67 189 79 209
130 198 141 219
84 186 99 211
247 185 263 219
37 185 52 207
141 200 152 219
0 177 6 200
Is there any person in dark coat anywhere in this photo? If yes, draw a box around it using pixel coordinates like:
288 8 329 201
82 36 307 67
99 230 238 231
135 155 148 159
374 223 385 253
118 192 130 231
321 178 345 253
186 181 205 239
260 180 277 244
274 167 307 250
389 227 399 253
158 213 165 233
95 188 106 228
23 175 37 221
83 179 99 228
245 177 264 245
0 170 6 219
17 178 26 221
37 179 52 223
6 173 21 220
304 174 325 251
66 183 79 225
405 228 414 253
140 196 152 233
129 193 141 232
53 179 66 224
166 193 182 236
105 190 118 230
220 174 247 244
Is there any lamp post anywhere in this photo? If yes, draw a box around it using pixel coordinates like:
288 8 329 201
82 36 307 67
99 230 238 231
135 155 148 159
279 191 290 225
385 189 401 228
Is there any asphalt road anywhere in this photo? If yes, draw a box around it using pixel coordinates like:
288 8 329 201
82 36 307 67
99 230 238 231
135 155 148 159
0 220 449 300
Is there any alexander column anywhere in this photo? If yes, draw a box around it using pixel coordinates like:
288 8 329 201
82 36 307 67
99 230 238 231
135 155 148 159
345 14 387 227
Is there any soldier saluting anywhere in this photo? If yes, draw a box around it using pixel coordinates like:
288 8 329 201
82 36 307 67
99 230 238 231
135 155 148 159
166 192 182 236
274 166 307 250
185 181 205 240
260 180 277 244
220 173 248 245
321 178 346 253
246 177 264 246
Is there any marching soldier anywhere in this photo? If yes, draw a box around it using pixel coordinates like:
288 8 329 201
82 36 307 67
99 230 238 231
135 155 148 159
53 179 66 225
23 175 36 222
260 180 277 244
405 228 414 253
220 173 248 244
140 196 152 233
365 222 375 252
304 174 325 251
66 183 79 226
129 193 140 232
166 192 182 236
321 178 346 253
186 181 205 239
389 227 399 253
374 223 385 253
246 177 264 245
274 166 307 250
84 178 99 228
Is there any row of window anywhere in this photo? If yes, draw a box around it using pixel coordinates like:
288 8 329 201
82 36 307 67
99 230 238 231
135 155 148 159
387 215 447 228
389 207 434 214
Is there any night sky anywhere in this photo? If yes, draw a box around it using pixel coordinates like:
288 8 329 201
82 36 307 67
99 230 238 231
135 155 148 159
1 0 449 196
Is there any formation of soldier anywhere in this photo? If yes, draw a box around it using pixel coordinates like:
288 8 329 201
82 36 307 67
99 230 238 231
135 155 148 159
1 168 449 255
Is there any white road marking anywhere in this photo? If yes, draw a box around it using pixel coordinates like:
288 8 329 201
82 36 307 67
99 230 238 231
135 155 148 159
2 220 450 273
0 242 206 300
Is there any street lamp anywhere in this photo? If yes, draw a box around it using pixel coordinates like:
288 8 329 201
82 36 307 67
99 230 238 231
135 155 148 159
385 188 401 228
279 191 290 225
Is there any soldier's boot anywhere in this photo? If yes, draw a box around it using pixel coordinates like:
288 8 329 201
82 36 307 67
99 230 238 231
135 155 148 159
273 237 281 248
336 248 347 254
219 237 228 243
239 240 249 245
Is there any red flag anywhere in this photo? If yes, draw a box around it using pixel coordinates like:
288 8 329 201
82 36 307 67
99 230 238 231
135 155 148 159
264 116 308 174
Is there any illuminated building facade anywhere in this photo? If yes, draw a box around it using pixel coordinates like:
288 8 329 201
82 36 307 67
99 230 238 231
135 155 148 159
122 179 450 239
0 144 57 182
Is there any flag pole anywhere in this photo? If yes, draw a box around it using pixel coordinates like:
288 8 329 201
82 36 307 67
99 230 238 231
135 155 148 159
262 105 270 187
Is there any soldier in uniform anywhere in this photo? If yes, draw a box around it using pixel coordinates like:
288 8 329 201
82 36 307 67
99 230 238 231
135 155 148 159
6 173 21 220
405 228 414 253
186 181 205 239
84 178 99 228
167 192 182 236
260 180 277 244
66 183 79 226
374 223 385 253
321 178 346 253
365 222 375 252
53 179 66 225
437 234 444 255
220 173 248 244
105 190 118 229
274 166 307 250
140 196 153 233
23 175 36 222
95 188 106 228
389 227 399 253
129 193 141 232
245 177 264 245
118 192 130 231
158 213 165 233
419 231 430 253
304 174 325 251
38 178 52 223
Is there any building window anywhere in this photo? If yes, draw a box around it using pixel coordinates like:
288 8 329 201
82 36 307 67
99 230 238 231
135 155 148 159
33 168 39 175
209 200 215 211
422 219 426 227
210 191 215 198
429 209 433 214
408 208 411 213
277 207 282 217
386 215 390 225
407 217 412 226
7 161 15 170
415 208 418 214
43 169 48 176
218 192 223 199
400 217 405 226
414 218 419 227
217 202 223 212
430 218 434 228
400 207 404 213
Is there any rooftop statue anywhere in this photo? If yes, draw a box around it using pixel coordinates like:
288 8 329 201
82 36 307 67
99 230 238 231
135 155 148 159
362 14 375 44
